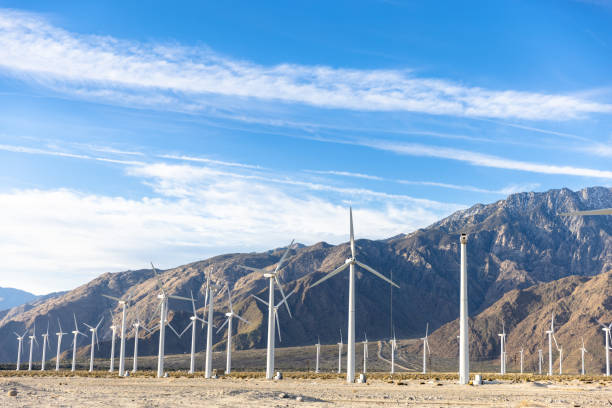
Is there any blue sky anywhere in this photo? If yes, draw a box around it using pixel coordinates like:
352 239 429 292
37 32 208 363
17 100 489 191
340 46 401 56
0 1 611 294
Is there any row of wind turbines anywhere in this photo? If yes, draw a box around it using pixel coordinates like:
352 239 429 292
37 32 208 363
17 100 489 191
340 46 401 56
10 206 612 383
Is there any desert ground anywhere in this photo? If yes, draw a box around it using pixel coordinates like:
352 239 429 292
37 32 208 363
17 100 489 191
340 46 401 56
1 372 612 407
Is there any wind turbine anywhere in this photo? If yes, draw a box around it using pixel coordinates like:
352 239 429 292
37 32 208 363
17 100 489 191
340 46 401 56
337 330 343 374
596 320 611 376
202 269 223 379
216 285 250 375
421 323 431 374
240 240 295 380
14 330 26 371
41 321 51 371
132 307 151 373
538 349 543 375
27 323 38 371
315 337 321 374
546 314 555 376
550 317 562 375
102 293 131 376
458 233 469 385
519 348 524 374
498 323 506 375
55 319 66 371
178 291 205 374
390 331 397 375
252 288 295 376
108 310 118 372
580 337 588 375
362 333 368 374
309 208 399 383
83 316 104 372
151 262 191 378
70 314 87 372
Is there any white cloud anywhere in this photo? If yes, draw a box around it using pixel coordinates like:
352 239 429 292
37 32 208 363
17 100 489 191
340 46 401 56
0 9 611 120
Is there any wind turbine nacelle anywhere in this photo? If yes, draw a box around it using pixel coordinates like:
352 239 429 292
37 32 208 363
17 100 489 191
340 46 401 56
345 258 352 264
190 316 197 321
263 273 274 278
157 294 164 299
225 312 233 317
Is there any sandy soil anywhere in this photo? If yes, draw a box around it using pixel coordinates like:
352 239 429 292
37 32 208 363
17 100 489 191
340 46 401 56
1 375 612 407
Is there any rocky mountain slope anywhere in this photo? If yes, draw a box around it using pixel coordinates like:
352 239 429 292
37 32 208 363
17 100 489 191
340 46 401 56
0 186 610 365
0 288 37 312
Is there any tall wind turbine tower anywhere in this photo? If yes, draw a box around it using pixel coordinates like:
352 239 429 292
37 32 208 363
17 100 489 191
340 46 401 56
83 317 104 372
70 314 87 372
14 330 26 371
390 331 397 375
421 323 431 374
240 240 295 380
597 320 611 376
203 270 223 379
538 349 543 375
519 348 524 374
362 333 368 374
27 323 38 371
458 233 469 384
131 308 151 373
41 321 50 371
315 337 321 374
151 262 190 378
546 314 555 376
216 285 249 375
498 323 506 375
108 310 118 372
102 293 131 376
337 331 343 374
178 291 204 374
580 338 588 375
55 319 66 371
310 208 399 383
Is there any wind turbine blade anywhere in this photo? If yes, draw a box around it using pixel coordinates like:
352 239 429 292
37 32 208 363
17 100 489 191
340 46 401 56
252 294 269 307
275 311 282 342
349 207 355 259
95 332 99 349
95 316 104 330
354 260 399 288
179 322 193 338
83 323 94 330
46 320 50 336
235 314 250 325
216 318 229 334
275 288 296 309
57 318 63 334
73 313 78 330
169 294 192 302
151 262 166 294
310 262 350 288
190 290 197 317
274 277 292 318
560 208 612 216
238 265 265 273
227 285 233 312
102 294 121 302
425 322 429 338
274 239 295 274
167 322 181 338
552 333 559 349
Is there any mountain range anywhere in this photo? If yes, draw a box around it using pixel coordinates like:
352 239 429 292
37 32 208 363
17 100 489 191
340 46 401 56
0 186 610 373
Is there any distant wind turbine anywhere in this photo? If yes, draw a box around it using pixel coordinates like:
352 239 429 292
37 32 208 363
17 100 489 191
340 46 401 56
580 337 588 375
498 323 506 375
55 319 66 371
538 349 543 375
151 262 191 378
14 329 26 371
519 347 524 374
108 310 118 373
390 331 397 375
217 285 250 375
546 314 555 376
240 240 295 380
27 323 38 371
596 320 612 376
309 208 398 383
70 314 87 372
83 316 104 372
458 233 469 385
102 293 131 376
132 307 151 373
178 290 205 374
315 337 321 374
203 269 223 379
337 330 343 374
421 323 431 374
41 321 51 371
363 333 368 374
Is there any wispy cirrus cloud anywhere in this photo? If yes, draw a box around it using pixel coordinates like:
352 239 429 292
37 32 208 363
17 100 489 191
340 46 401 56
0 9 611 121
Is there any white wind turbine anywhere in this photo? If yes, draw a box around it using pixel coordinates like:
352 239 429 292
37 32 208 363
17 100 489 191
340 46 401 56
178 290 205 374
315 337 321 374
337 330 343 374
71 314 88 372
55 319 66 371
41 321 51 371
310 208 399 383
240 240 295 380
550 317 562 375
14 329 26 371
519 348 524 374
458 233 469 385
252 288 295 375
546 314 555 376
498 323 506 375
108 310 118 372
390 331 397 375
83 316 104 372
27 323 38 371
102 293 131 376
202 270 224 379
132 307 152 373
538 349 543 375
151 262 191 378
596 320 611 376
421 323 431 374
580 337 588 375
217 285 250 375
362 333 368 374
